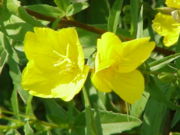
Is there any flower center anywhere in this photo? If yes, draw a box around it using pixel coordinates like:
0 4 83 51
52 44 78 73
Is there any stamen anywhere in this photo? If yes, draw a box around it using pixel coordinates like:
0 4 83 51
54 59 66 67
53 44 74 68
53 50 66 59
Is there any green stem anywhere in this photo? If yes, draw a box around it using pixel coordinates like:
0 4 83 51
83 87 102 135
25 8 175 56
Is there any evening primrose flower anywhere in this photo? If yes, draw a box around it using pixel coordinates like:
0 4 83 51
91 32 155 104
21 27 89 101
152 0 180 47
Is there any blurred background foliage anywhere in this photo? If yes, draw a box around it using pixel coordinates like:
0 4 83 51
0 0 180 134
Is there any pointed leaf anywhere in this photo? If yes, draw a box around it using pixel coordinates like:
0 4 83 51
108 0 123 33
25 4 65 18
150 53 180 71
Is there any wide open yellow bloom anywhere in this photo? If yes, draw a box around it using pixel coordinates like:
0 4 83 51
152 0 180 47
21 27 89 101
91 32 155 104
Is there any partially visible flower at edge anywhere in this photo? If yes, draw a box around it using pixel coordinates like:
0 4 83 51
91 32 155 104
21 27 89 101
152 0 180 47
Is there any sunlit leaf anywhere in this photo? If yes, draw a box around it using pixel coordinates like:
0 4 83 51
25 4 65 18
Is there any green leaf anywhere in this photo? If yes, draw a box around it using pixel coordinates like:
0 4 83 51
77 28 99 48
54 0 71 12
85 0 109 24
0 35 8 74
83 87 103 135
136 4 143 38
25 95 33 116
0 5 42 43
0 66 12 105
85 77 106 110
130 91 150 118
0 3 36 105
54 0 89 16
74 108 142 135
77 28 97 59
175 37 180 68
18 7 43 27
1 32 26 116
70 112 86 134
149 53 180 71
24 122 34 135
25 4 65 18
66 2 89 16
6 0 20 14
100 111 142 135
2 0 43 27
148 77 180 111
171 111 180 128
2 33 29 103
141 77 179 135
107 0 123 33
10 88 20 119
0 10 33 42
83 47 96 59
140 97 169 135
157 72 176 83
5 129 21 135
130 0 142 36
8 54 29 104
116 28 132 40
43 99 68 125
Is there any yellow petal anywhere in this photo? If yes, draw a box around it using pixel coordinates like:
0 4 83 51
91 70 112 92
95 32 122 72
163 34 180 47
109 69 144 104
91 66 144 104
166 0 180 9
115 37 155 73
96 32 155 73
52 65 89 101
57 28 85 70
152 12 180 47
24 27 84 70
22 61 89 100
22 61 57 98
22 27 88 101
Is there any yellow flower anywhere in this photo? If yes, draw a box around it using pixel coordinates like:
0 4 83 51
21 27 89 101
152 0 180 47
166 0 180 9
91 32 155 104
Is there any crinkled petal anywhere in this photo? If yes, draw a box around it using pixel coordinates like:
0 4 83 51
22 61 89 100
109 70 144 104
152 12 180 47
96 32 122 72
115 37 155 73
166 0 180 9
